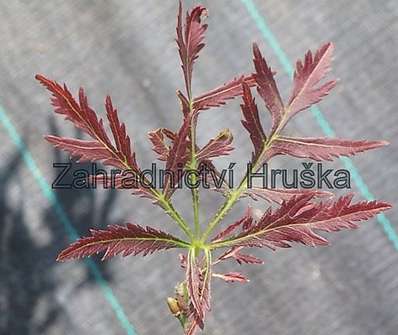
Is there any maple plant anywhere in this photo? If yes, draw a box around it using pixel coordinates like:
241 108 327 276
36 2 391 334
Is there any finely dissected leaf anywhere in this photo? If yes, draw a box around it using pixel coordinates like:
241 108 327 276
186 254 202 323
149 126 231 166
216 246 264 265
270 136 388 161
196 129 234 161
193 75 256 111
286 43 336 122
185 318 200 335
39 2 393 332
45 136 122 166
240 82 267 161
57 223 188 261
216 194 391 249
186 250 211 330
252 43 284 135
176 1 208 96
37 75 138 171
243 187 332 205
148 127 231 194
36 75 102 138
105 95 137 168
164 114 192 197
213 272 249 283
148 128 177 161
177 90 191 116
212 207 253 242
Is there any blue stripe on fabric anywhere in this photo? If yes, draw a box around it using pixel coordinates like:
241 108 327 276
241 0 398 250
0 104 137 335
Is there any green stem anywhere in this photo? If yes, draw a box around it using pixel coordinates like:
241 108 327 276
200 129 283 242
116 166 193 240
157 192 194 240
188 102 201 239
200 178 246 242
191 159 200 238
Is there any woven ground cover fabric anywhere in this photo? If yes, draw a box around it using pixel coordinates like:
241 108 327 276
0 1 397 334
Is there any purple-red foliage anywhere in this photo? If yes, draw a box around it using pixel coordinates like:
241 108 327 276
37 2 391 334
